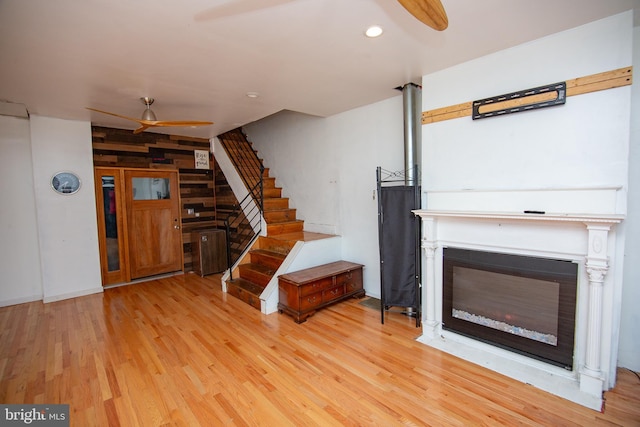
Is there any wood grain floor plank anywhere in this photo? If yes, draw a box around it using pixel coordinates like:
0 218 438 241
1 273 638 426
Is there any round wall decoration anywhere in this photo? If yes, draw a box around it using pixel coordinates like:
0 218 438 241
51 171 81 195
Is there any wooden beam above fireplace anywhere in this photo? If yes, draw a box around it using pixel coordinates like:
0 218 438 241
422 66 633 124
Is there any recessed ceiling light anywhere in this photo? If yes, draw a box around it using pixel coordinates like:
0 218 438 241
365 25 383 38
246 92 260 98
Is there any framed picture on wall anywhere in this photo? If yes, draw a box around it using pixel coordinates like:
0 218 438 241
194 150 210 169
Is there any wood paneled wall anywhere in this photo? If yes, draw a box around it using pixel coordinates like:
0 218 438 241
92 126 223 271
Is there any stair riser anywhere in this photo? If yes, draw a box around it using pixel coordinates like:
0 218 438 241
258 237 296 255
264 188 282 198
264 209 296 223
251 252 285 270
227 284 261 310
238 266 272 287
264 198 289 210
268 221 304 235
263 178 277 189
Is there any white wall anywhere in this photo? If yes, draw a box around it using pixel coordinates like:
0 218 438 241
29 116 102 302
421 11 634 374
618 25 640 372
0 115 43 305
244 98 405 298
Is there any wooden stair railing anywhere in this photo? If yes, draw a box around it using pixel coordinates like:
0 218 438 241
217 129 305 310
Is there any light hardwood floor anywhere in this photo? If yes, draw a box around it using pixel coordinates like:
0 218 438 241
1 273 638 426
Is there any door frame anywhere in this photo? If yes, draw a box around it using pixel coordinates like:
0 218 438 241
94 166 184 286
94 167 130 285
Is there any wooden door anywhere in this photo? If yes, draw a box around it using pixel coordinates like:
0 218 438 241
94 167 129 285
125 169 183 279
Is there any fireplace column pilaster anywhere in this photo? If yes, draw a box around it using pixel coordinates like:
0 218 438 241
420 216 439 337
580 223 612 396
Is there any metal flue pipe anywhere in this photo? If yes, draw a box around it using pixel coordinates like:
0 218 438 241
402 83 422 186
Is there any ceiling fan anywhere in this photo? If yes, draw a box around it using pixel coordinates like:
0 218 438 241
86 97 214 134
196 0 448 31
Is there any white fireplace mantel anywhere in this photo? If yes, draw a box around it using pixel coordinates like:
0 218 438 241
412 209 624 410
412 209 624 224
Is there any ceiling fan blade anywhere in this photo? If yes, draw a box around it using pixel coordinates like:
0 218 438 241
146 120 214 128
397 0 448 31
86 107 143 124
132 120 213 134
133 124 151 135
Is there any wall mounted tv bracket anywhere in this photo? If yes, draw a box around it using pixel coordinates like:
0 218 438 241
472 82 566 120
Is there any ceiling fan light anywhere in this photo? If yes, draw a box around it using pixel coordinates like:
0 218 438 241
141 108 157 121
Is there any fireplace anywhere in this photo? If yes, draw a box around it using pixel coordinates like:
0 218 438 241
413 209 624 410
443 247 577 369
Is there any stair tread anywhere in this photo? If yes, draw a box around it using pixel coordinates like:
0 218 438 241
258 236 296 254
239 262 276 276
269 231 337 242
250 248 286 260
264 199 290 210
266 218 303 225
267 219 304 234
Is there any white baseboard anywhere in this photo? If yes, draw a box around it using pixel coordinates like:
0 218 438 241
0 294 43 307
43 287 103 303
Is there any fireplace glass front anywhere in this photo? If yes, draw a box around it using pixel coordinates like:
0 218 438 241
443 248 578 369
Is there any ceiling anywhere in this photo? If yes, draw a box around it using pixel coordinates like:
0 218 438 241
1 0 639 139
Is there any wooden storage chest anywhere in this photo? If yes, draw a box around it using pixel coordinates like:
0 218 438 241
278 261 365 323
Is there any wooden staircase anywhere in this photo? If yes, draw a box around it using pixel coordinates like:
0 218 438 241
218 129 308 310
